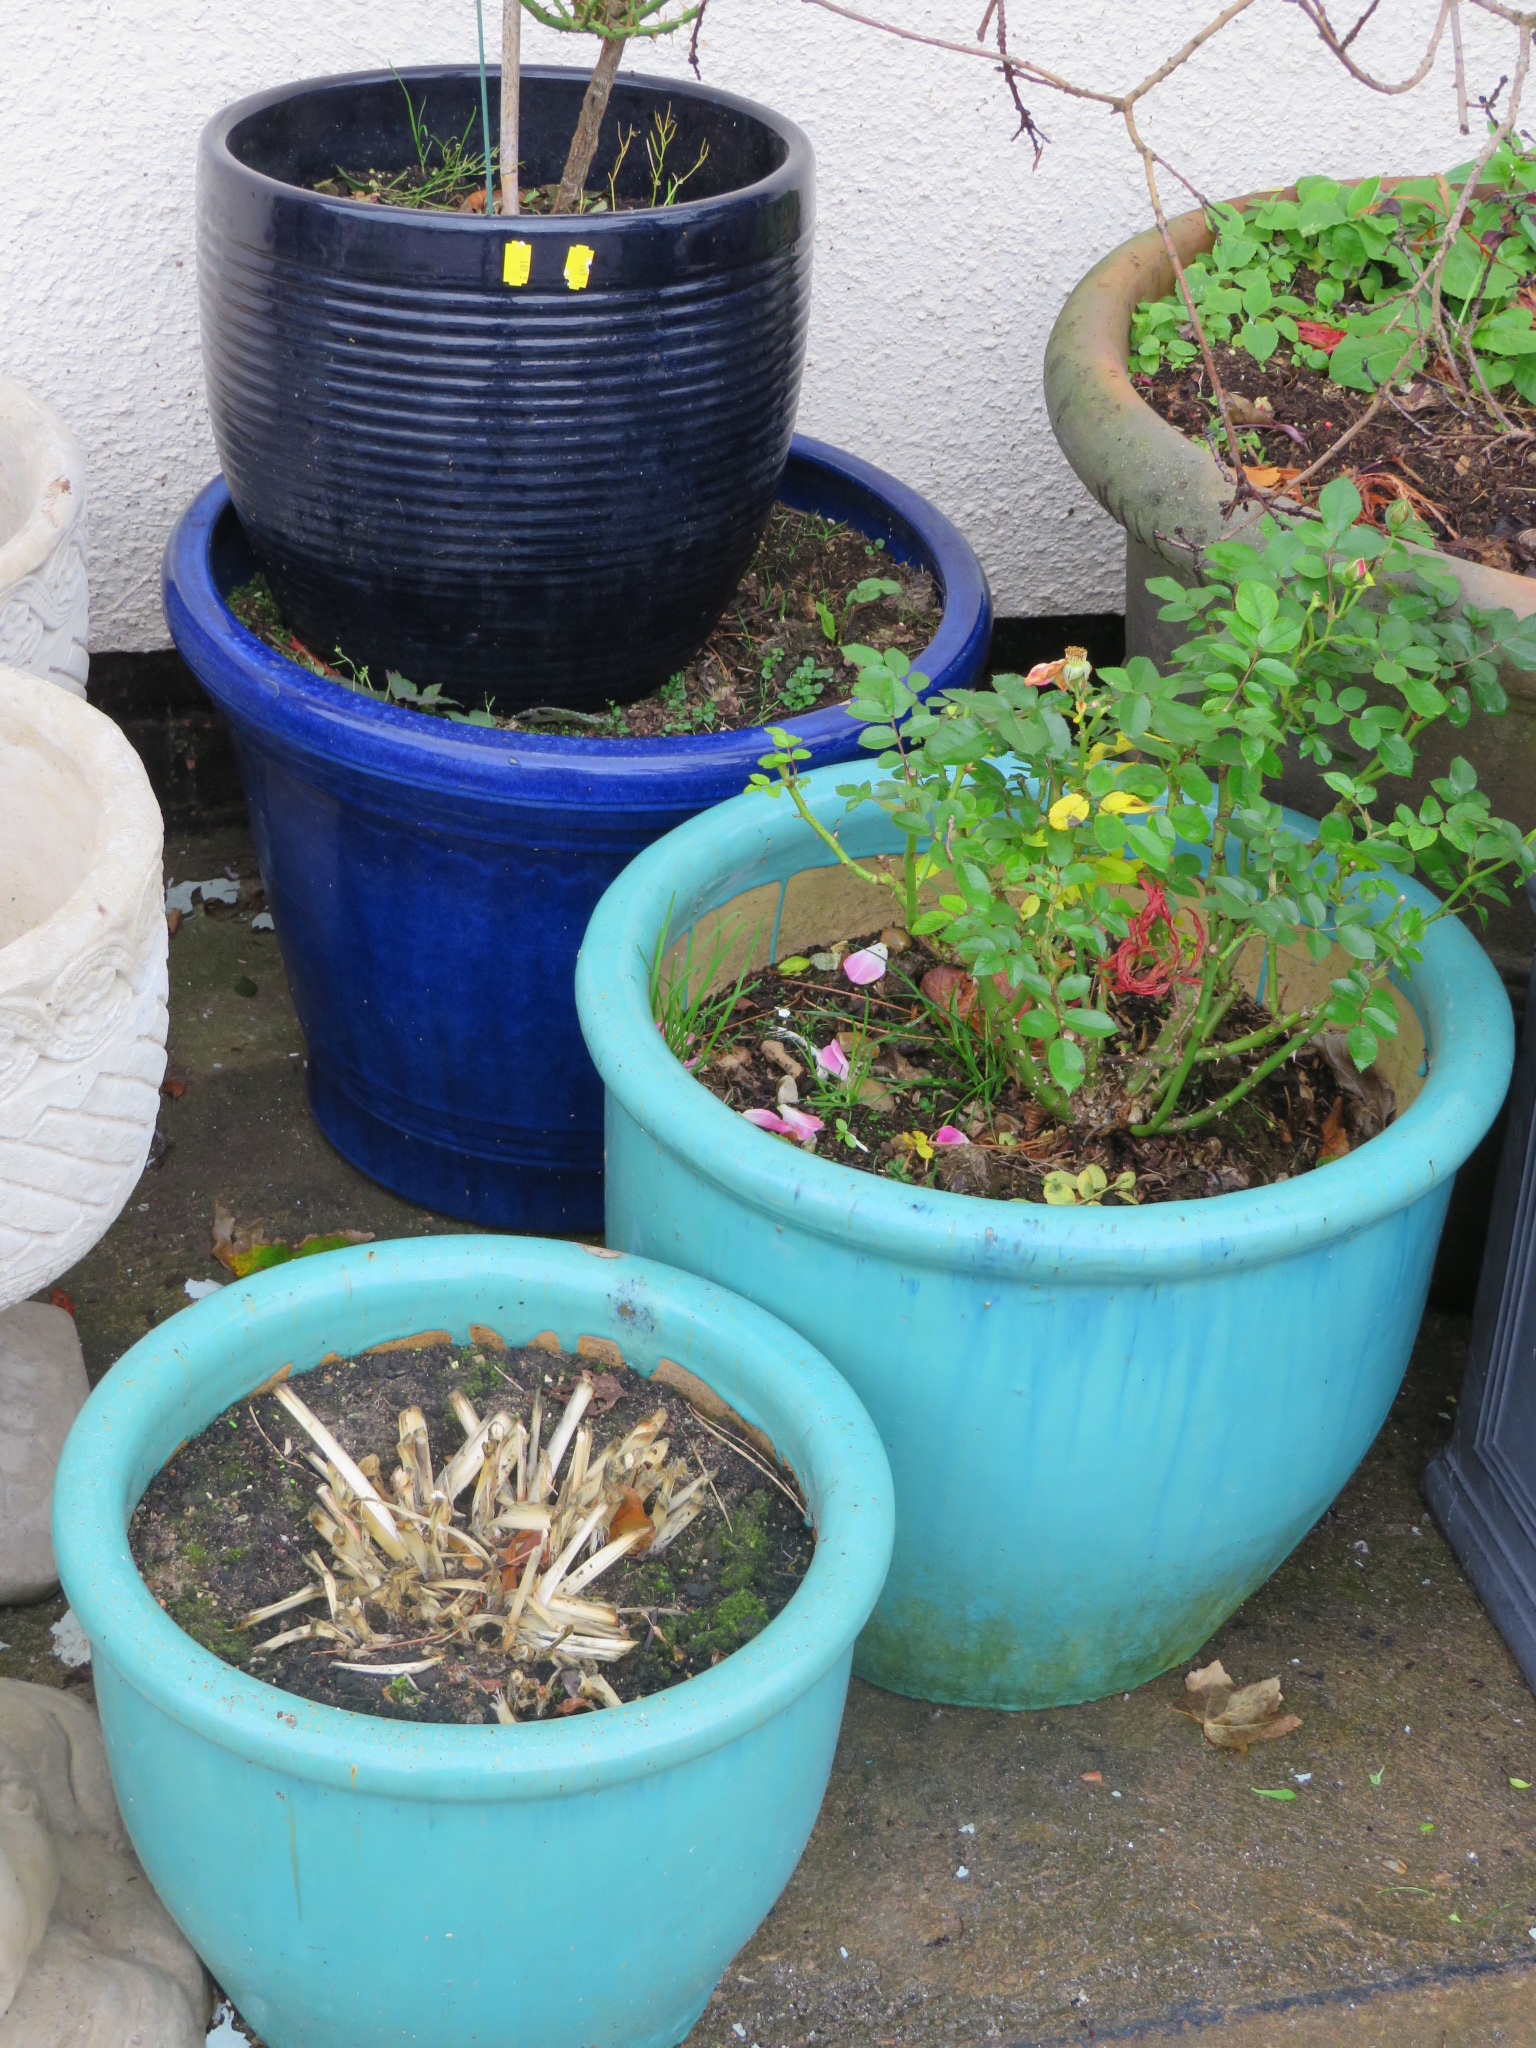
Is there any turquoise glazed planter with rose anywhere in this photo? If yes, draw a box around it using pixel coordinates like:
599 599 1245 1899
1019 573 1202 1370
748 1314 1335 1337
575 763 1514 1709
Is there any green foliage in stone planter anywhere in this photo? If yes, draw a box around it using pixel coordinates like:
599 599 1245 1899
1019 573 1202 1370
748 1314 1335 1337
1130 134 1536 404
753 480 1536 1132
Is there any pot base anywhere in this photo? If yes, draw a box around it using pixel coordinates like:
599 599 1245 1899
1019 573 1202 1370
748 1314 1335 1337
307 1053 603 1233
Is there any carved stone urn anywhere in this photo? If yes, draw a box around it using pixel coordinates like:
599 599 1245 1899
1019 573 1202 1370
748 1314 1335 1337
0 665 167 1598
0 1678 208 2043
0 382 88 698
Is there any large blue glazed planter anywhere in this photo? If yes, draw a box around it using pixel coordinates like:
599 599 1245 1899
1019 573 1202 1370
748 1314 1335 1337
575 763 1516 1709
162 437 990 1234
52 1235 893 2048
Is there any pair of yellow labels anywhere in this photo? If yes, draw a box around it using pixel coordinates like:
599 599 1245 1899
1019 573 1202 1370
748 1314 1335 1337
503 242 594 291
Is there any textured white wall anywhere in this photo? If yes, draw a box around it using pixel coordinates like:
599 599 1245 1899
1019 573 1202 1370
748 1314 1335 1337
0 0 1516 649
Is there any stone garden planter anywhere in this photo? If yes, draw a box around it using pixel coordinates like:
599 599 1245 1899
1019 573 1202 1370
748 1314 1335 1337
0 665 167 1598
53 1235 893 2048
0 380 88 697
1044 195 1536 973
0 1678 209 2044
576 763 1512 1709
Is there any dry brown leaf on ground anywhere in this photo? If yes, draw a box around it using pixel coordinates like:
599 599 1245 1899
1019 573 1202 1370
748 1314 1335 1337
1175 1659 1301 1753
212 1201 374 1278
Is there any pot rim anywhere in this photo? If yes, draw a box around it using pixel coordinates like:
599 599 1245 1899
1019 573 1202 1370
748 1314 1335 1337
160 436 992 795
0 663 163 1005
52 1235 894 1799
203 62 810 235
1043 184 1536 619
575 760 1514 1281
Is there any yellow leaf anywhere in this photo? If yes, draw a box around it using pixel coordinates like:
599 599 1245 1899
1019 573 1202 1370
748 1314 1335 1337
1048 792 1091 831
1098 790 1152 816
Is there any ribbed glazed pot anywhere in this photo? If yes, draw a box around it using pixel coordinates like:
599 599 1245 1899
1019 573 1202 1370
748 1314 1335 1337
52 1235 894 2048
198 66 814 709
0 378 88 696
1043 189 1536 968
162 437 991 1233
575 763 1515 1708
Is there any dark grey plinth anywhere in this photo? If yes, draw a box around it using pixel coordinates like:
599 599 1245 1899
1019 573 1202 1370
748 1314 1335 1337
1424 884 1536 1690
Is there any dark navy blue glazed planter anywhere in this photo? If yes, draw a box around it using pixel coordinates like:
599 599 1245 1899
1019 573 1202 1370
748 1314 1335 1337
198 66 814 709
163 437 991 1232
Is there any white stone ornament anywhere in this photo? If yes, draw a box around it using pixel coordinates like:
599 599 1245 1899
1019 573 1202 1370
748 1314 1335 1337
0 383 88 698
0 1679 209 2045
0 666 168 1598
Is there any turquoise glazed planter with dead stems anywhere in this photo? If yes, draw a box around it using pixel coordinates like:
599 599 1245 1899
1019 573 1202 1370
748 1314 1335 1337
51 1236 893 2048
574 764 1514 1709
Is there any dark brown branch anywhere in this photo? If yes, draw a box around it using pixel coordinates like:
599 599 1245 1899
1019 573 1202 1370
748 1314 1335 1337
553 22 627 213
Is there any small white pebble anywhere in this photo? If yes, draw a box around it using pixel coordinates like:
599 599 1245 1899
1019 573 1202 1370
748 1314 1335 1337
733 2026 746 2040
959 1823 975 1834
1293 1773 1312 1785
839 1948 848 1960
1291 1658 1300 1665
1405 1725 1411 1734
956 1866 969 1880
1111 1791 1122 1800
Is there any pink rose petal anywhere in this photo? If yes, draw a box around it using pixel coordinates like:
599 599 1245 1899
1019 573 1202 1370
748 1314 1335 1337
779 1104 824 1139
934 1125 969 1146
742 1105 824 1140
743 1108 793 1134
842 948 887 986
815 1036 851 1079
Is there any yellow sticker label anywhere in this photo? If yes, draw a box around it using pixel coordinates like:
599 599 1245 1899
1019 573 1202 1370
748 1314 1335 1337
503 240 533 288
564 244 595 291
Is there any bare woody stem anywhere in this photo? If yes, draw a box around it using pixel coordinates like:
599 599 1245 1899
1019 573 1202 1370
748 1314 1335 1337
1124 104 1250 490
501 0 521 214
554 21 627 213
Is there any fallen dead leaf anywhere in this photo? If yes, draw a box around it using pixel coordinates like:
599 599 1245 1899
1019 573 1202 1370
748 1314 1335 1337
585 1371 626 1414
884 1048 934 1086
1225 393 1275 424
212 1201 374 1277
1242 463 1303 492
160 1077 186 1099
1318 1032 1394 1138
1318 1097 1350 1164
921 966 978 1019
1175 1660 1301 1753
